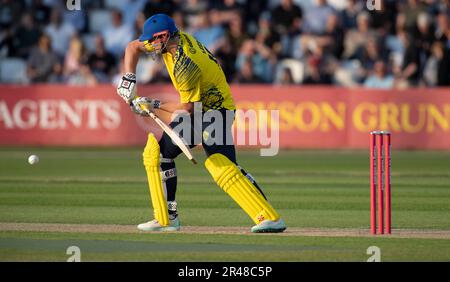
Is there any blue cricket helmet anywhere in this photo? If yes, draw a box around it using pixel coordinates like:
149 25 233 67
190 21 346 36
139 14 178 42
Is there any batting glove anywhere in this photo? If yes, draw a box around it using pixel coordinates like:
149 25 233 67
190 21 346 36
117 72 137 104
130 97 161 116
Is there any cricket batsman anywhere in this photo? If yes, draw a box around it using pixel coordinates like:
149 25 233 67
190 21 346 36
116 14 286 233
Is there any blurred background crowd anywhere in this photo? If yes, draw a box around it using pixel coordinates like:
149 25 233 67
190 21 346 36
1 0 450 88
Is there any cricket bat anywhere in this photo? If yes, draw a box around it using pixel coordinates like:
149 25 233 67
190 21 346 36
144 109 197 165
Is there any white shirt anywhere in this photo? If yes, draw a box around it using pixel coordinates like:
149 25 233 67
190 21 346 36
45 23 75 57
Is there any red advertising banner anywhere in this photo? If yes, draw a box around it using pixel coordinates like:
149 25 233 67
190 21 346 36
0 85 449 149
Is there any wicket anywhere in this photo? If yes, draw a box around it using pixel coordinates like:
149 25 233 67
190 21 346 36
370 131 391 235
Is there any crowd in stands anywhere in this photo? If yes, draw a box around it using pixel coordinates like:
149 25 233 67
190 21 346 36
1 0 450 89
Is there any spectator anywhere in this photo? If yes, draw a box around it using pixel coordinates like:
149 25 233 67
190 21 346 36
403 0 427 31
61 6 87 33
303 46 333 85
224 15 249 56
102 10 134 58
133 11 147 39
67 63 98 86
277 67 295 85
192 10 225 53
435 13 450 44
45 8 75 58
234 57 261 84
30 0 51 27
302 0 335 35
271 0 303 36
64 36 87 78
0 0 24 29
364 60 395 89
118 0 147 28
211 0 243 23
395 33 421 87
143 0 176 19
216 39 237 81
344 12 377 59
340 0 363 30
254 13 282 58
423 42 450 86
182 0 209 29
369 0 397 34
172 11 187 31
12 13 42 58
301 13 344 60
235 40 277 83
88 35 117 83
352 37 385 77
27 34 61 83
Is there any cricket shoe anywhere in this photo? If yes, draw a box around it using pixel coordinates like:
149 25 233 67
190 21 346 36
251 219 287 233
137 217 181 232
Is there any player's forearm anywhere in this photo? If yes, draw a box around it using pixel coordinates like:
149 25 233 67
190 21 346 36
124 40 143 74
159 102 195 114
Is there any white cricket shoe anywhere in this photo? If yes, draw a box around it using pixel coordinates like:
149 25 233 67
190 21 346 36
137 217 181 232
251 219 287 233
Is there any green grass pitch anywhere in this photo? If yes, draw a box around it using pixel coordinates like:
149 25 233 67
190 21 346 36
0 147 449 261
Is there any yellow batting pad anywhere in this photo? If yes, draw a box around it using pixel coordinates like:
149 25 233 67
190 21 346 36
205 154 280 224
143 134 169 226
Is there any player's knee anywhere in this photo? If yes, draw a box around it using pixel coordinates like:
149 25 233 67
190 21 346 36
205 153 240 192
143 134 160 167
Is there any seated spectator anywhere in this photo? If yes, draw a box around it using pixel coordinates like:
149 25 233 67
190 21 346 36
302 0 335 35
300 13 344 60
344 12 377 59
31 0 51 27
12 13 42 58
211 0 243 23
64 36 87 78
271 0 302 36
414 12 434 56
27 34 61 83
45 8 75 58
182 0 209 30
303 46 333 85
118 0 147 28
394 33 421 87
254 13 282 59
352 37 385 78
143 0 176 19
403 0 426 32
276 67 295 85
192 10 225 53
435 13 449 44
369 0 397 33
62 6 87 33
235 40 277 83
88 35 116 83
224 15 248 56
133 11 147 40
0 0 23 29
364 60 395 89
234 57 262 84
67 63 98 86
423 42 450 86
340 0 363 30
102 10 134 59
215 40 237 81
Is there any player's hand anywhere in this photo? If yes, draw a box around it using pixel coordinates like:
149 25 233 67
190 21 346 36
117 72 137 104
130 97 161 116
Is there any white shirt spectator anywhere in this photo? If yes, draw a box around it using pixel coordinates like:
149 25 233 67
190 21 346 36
119 0 147 28
45 21 75 57
102 10 134 58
